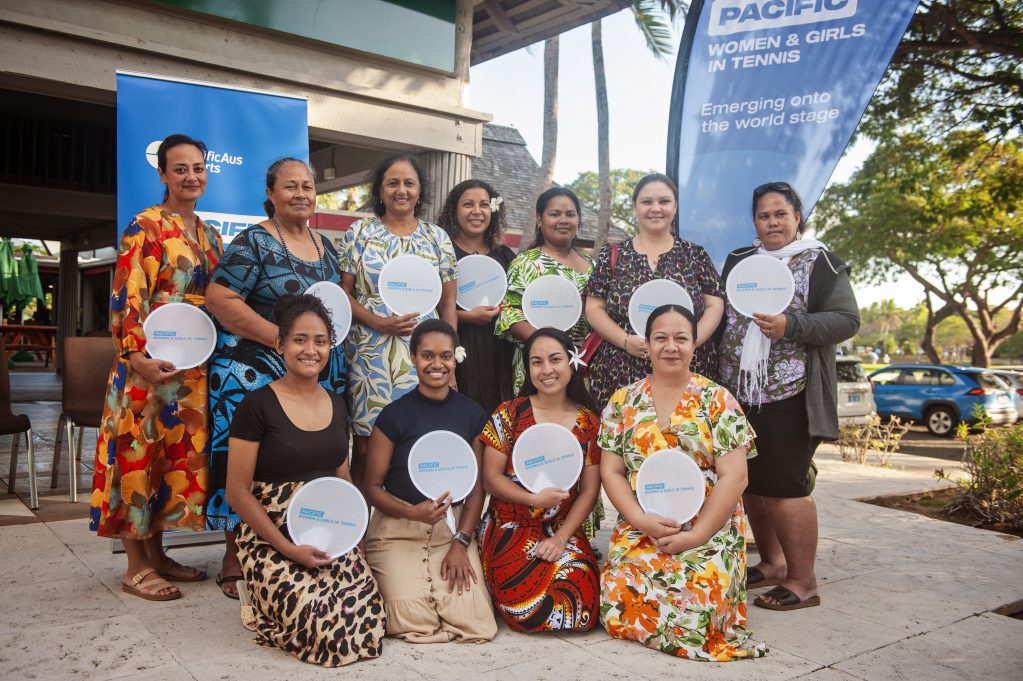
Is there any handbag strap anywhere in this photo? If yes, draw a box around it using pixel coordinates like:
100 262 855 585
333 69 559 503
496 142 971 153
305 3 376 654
610 242 619 272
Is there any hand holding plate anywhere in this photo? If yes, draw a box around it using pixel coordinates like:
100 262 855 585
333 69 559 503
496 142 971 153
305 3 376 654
634 512 682 540
129 353 179 385
374 311 420 337
654 528 702 555
463 305 501 325
287 543 335 569
530 487 570 509
407 491 452 525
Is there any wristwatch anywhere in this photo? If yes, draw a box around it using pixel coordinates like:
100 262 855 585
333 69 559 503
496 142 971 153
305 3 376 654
452 531 471 547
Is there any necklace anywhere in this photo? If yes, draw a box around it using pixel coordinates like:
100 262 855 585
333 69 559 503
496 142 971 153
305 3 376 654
272 218 326 283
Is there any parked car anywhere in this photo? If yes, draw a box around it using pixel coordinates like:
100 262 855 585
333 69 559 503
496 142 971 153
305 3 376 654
836 356 875 426
990 370 1023 419
868 364 1018 437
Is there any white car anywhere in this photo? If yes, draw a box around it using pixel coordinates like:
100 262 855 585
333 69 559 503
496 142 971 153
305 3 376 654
837 356 876 426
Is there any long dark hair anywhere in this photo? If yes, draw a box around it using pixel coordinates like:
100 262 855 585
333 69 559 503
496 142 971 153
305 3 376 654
518 328 597 413
526 187 582 250
435 179 507 251
272 293 336 346
158 134 208 202
369 154 430 219
263 157 316 218
632 172 680 237
751 181 806 234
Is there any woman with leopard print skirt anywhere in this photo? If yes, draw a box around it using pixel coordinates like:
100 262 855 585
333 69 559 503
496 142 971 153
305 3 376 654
226 294 385 667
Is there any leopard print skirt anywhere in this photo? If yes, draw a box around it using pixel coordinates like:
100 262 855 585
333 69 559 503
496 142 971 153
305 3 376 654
235 480 385 667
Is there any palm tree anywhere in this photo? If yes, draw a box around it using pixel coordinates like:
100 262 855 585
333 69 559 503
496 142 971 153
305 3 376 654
535 36 560 199
591 1 689 252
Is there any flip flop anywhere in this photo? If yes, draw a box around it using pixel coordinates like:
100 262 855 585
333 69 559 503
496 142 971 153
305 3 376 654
155 558 208 583
217 573 243 600
754 585 820 611
123 567 182 602
747 566 782 589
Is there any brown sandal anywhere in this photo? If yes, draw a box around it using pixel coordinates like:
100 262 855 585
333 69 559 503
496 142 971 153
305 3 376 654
154 558 208 583
754 585 820 611
122 567 182 601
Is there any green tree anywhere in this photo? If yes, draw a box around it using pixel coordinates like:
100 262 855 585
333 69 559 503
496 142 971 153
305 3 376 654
567 168 657 235
863 0 1023 139
816 131 1023 367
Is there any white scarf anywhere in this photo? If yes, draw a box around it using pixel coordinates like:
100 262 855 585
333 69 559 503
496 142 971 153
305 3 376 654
737 238 828 405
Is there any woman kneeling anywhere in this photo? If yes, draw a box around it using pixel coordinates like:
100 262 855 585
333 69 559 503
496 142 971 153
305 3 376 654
364 320 497 643
226 294 384 667
480 328 601 632
598 305 767 661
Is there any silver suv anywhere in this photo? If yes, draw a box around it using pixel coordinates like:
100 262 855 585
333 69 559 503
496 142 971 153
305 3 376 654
837 356 876 426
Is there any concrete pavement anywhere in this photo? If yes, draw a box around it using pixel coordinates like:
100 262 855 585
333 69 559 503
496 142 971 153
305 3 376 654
1 412 1021 680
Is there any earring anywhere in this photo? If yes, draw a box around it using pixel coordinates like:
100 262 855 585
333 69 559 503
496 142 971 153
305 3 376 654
753 237 762 247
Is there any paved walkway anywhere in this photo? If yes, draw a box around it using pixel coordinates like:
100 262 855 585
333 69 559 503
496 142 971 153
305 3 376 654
1 428 1021 680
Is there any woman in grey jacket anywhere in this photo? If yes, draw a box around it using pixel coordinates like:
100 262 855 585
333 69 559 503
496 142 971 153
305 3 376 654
717 181 859 612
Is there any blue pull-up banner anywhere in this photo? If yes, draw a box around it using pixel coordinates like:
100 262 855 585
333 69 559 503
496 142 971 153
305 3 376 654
666 0 920 267
116 72 308 244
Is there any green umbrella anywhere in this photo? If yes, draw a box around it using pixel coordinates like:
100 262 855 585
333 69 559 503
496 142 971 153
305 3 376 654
15 245 44 308
0 238 24 308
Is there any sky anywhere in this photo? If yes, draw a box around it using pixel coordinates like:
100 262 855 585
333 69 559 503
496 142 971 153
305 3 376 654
467 9 917 309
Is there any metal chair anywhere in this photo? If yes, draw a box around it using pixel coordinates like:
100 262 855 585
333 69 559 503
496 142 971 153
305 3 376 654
1 337 37 509
51 337 116 502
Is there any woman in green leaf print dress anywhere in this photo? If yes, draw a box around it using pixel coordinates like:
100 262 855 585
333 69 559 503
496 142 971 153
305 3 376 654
495 187 604 539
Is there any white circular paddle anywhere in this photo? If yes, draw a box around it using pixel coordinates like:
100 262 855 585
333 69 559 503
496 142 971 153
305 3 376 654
511 422 584 493
378 254 443 316
142 302 217 369
456 254 508 310
635 449 706 525
407 430 479 533
286 477 369 559
521 275 582 331
305 281 352 346
628 279 694 337
725 254 795 318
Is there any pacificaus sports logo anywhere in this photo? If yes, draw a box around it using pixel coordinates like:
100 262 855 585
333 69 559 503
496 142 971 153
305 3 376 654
144 139 244 174
710 0 857 36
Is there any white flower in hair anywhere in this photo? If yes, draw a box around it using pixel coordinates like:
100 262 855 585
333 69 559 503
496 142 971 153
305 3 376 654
569 345 587 370
489 196 503 212
454 346 467 364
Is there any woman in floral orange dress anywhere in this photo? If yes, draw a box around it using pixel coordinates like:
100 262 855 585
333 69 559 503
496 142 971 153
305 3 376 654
598 304 766 661
90 134 223 601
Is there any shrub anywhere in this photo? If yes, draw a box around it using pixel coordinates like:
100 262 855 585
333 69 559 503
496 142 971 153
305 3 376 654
837 414 909 467
936 423 1023 530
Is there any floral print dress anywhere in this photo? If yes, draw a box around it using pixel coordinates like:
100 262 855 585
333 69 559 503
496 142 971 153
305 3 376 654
341 217 456 436
495 248 593 394
597 375 767 661
478 397 601 632
90 206 223 538
584 238 723 409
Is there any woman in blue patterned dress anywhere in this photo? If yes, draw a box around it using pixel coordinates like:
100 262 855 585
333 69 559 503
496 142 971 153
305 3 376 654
204 158 347 598
341 155 457 487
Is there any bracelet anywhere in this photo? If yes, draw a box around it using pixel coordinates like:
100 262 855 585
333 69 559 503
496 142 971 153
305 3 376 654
452 531 471 547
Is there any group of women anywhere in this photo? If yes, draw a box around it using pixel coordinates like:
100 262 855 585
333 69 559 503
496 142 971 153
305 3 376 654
89 133 858 668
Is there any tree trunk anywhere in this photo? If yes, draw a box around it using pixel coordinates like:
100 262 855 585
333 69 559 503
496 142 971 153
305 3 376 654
591 20 612 254
535 36 559 201
921 297 956 364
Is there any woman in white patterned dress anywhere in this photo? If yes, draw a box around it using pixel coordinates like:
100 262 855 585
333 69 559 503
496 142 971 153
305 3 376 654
341 155 457 486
